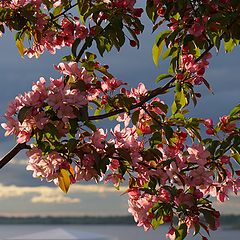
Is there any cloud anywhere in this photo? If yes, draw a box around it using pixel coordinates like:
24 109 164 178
9 159 27 165
31 195 80 204
0 184 78 204
69 184 127 193
0 183 127 204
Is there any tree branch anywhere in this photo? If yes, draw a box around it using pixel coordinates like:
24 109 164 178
0 143 30 169
52 2 79 20
89 78 176 121
0 22 215 169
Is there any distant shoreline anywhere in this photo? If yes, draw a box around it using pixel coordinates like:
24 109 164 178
0 215 239 227
0 216 135 225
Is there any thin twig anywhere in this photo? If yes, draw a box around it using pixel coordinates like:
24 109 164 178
89 77 176 121
52 2 79 20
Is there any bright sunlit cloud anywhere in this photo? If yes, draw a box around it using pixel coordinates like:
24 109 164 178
0 183 127 204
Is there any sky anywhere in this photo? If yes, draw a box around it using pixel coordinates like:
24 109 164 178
0 12 240 217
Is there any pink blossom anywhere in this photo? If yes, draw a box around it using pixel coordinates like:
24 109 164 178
174 191 194 207
109 159 120 171
189 19 205 37
81 155 94 167
91 128 107 149
187 144 210 166
166 228 176 240
158 188 171 202
188 166 213 186
1 117 18 137
128 191 156 231
116 112 131 127
101 76 124 92
26 147 65 182
131 83 148 97
218 115 236 133
75 165 98 181
138 116 152 134
220 156 230 164
104 173 123 187
186 215 199 230
75 23 88 39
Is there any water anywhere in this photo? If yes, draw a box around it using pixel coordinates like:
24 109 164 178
0 225 239 240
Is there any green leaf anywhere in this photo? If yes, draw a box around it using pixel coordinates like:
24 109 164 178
200 209 216 227
162 48 171 60
224 38 235 53
132 110 140 125
84 121 96 132
171 89 187 115
67 139 78 153
151 216 164 230
94 107 102 117
171 101 178 115
162 46 178 60
163 125 173 143
156 74 173 83
146 0 157 23
95 35 108 56
71 38 81 57
0 24 5 34
152 30 171 66
193 223 200 236
150 131 162 147
230 104 240 117
232 153 240 164
53 5 63 16
99 157 110 174
18 106 32 123
179 90 187 108
152 41 164 66
78 105 89 122
96 66 114 79
151 101 168 114
62 54 75 62
85 52 97 61
213 35 221 51
69 118 78 137
175 223 187 240
78 0 90 23
16 39 25 57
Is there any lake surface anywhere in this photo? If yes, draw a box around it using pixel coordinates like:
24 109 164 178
0 224 239 240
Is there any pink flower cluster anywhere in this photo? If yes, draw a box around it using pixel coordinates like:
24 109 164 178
204 116 237 135
75 153 99 181
179 51 212 85
1 71 87 143
125 137 240 233
25 17 88 58
128 188 171 231
26 146 65 182
1 61 126 144
2 74 240 239
104 0 143 17
0 0 44 9
0 1 88 58
189 17 207 38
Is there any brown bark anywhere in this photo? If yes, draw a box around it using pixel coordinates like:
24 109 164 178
0 143 30 169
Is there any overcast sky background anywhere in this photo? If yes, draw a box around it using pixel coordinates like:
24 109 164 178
0 10 239 217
